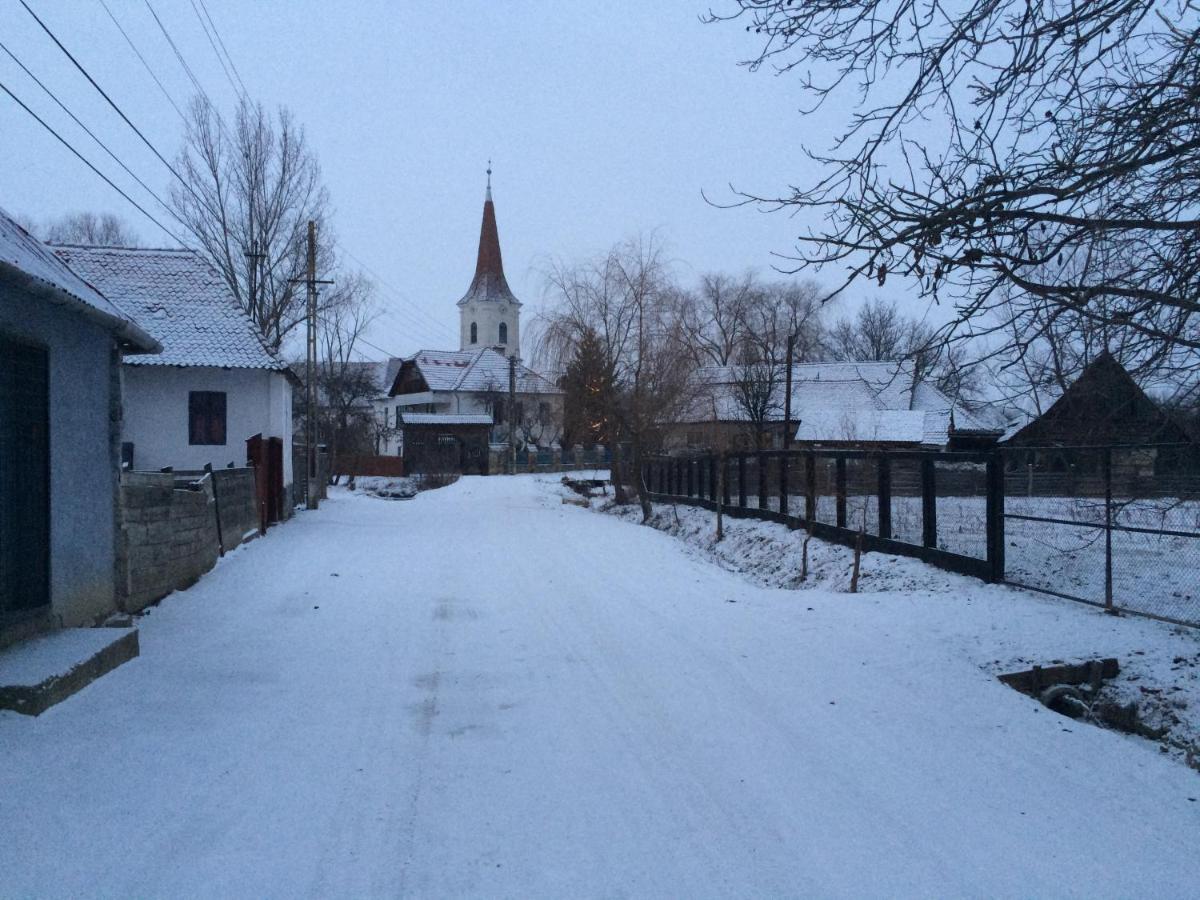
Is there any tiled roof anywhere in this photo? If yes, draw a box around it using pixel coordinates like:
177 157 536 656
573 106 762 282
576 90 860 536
52 245 287 371
401 413 492 425
0 208 157 352
403 348 560 395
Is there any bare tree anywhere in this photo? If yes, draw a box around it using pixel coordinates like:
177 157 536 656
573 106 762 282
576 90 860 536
672 271 761 367
42 212 139 246
829 298 981 401
707 1 1200 383
316 273 380 461
171 96 333 350
540 236 696 519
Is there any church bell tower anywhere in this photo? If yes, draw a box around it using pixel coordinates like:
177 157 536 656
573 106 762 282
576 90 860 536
458 164 520 357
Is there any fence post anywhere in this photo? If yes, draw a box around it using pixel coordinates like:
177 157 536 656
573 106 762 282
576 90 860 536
779 453 790 516
878 453 892 540
205 462 225 557
985 452 1005 582
835 456 847 528
921 456 937 549
738 454 747 508
806 450 817 523
757 451 768 510
1104 446 1114 613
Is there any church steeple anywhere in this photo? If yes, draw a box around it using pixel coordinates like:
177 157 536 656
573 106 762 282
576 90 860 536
458 164 521 355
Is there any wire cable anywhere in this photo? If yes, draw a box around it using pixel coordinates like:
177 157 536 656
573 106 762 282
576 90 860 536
0 77 182 243
0 39 186 234
197 0 249 99
96 0 188 125
187 0 244 104
19 0 208 212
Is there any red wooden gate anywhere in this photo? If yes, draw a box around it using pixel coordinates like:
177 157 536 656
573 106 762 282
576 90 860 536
246 433 285 531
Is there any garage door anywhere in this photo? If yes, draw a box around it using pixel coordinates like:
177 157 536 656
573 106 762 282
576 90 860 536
0 334 49 619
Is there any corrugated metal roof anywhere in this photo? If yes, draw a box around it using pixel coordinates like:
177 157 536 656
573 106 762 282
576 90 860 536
0 208 158 352
52 245 288 371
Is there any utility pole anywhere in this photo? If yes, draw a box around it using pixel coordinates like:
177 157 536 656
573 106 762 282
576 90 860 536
298 220 333 510
508 354 517 474
783 333 795 450
305 222 318 509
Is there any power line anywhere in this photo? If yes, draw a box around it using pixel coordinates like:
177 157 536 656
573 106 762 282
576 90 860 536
19 0 206 212
96 0 188 125
333 238 459 342
0 39 185 234
196 0 249 100
0 77 182 243
187 0 244 104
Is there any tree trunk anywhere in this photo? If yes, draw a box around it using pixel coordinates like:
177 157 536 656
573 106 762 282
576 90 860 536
610 438 628 504
631 435 652 523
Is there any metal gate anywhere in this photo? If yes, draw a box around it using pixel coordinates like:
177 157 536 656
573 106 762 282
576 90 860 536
0 334 50 619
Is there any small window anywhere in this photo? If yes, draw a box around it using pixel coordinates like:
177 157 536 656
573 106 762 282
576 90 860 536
538 401 551 425
470 322 478 344
383 408 389 427
499 322 508 344
189 391 227 445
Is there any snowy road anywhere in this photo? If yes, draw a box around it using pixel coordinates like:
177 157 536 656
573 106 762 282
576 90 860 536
2 475 1198 897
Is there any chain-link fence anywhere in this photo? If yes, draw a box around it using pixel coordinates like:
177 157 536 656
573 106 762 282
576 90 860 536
1000 444 1200 626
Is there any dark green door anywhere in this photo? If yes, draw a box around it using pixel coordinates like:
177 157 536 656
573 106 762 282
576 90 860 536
0 334 50 619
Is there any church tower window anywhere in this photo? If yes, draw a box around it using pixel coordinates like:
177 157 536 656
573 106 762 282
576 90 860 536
499 322 508 345
470 322 477 344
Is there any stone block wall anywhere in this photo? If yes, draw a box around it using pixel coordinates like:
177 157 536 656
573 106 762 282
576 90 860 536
117 467 259 613
211 468 258 551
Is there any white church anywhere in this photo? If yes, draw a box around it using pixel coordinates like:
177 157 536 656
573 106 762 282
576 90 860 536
375 172 563 458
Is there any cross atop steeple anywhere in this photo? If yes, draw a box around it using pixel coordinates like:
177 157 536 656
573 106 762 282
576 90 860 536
486 160 492 201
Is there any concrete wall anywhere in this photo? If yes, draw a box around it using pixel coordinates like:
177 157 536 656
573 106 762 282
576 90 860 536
122 365 292 489
118 468 259 612
0 280 122 627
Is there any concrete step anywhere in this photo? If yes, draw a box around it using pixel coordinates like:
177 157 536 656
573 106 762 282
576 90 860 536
0 627 140 716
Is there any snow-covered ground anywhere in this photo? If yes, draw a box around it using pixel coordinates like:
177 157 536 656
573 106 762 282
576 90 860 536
2 474 1198 897
719 488 1200 622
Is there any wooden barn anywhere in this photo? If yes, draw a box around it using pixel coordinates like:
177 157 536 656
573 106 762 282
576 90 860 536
1002 354 1199 488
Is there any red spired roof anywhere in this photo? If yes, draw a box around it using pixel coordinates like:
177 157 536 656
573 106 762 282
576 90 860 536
457 172 521 308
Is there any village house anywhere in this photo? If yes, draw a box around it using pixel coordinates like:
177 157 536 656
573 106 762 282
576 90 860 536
1001 353 1200 485
673 361 1001 453
0 210 159 640
371 173 563 470
52 245 297 510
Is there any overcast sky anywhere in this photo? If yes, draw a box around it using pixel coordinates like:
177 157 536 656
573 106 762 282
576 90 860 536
0 1 861 359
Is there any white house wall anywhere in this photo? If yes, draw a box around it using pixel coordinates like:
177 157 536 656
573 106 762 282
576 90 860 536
123 365 292 481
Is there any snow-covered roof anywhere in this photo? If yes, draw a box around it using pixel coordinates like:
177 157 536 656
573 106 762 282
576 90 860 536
51 245 288 372
400 413 493 426
689 361 1000 446
397 348 560 396
0 208 158 352
795 408 928 444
